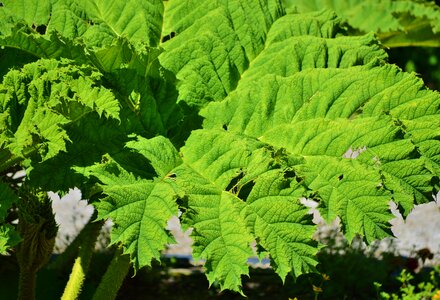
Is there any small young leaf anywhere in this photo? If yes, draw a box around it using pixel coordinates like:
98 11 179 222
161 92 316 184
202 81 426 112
0 182 18 221
0 224 21 255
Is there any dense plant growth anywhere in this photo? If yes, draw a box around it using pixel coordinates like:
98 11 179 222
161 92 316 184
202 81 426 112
0 0 439 298
284 0 440 47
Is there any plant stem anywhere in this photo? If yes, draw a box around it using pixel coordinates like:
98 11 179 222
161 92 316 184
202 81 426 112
16 190 57 300
61 256 87 300
18 268 36 300
49 218 101 271
92 247 130 300
61 220 103 300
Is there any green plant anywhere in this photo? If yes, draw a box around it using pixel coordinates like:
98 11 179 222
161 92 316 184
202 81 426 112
376 265 440 299
0 0 439 299
284 0 440 47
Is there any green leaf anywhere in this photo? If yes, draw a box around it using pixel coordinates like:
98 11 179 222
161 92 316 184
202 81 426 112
168 4 439 291
0 0 183 143
0 181 18 221
175 128 320 288
126 136 182 178
0 23 89 63
0 59 120 164
81 136 181 270
160 0 284 107
0 0 51 27
1 0 163 47
243 170 319 279
203 66 439 213
0 224 22 255
295 156 393 242
284 0 440 47
87 42 183 137
76 0 164 47
0 47 37 79
174 131 258 291
177 164 254 292
26 111 133 193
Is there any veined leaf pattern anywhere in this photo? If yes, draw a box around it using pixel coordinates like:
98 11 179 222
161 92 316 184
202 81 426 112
0 0 439 294
81 136 182 270
165 1 440 290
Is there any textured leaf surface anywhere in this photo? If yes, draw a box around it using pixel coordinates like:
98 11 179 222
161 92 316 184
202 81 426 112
160 0 284 107
1 0 439 295
242 170 319 279
74 0 163 47
164 3 440 291
26 111 137 192
175 128 319 287
174 132 259 291
0 0 183 141
0 24 88 63
1 0 163 47
284 0 440 47
0 59 119 164
82 136 181 269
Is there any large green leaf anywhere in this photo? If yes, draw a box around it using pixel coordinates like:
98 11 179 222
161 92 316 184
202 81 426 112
165 4 440 292
174 130 319 290
0 0 183 141
1 0 163 47
160 0 285 107
0 0 167 86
